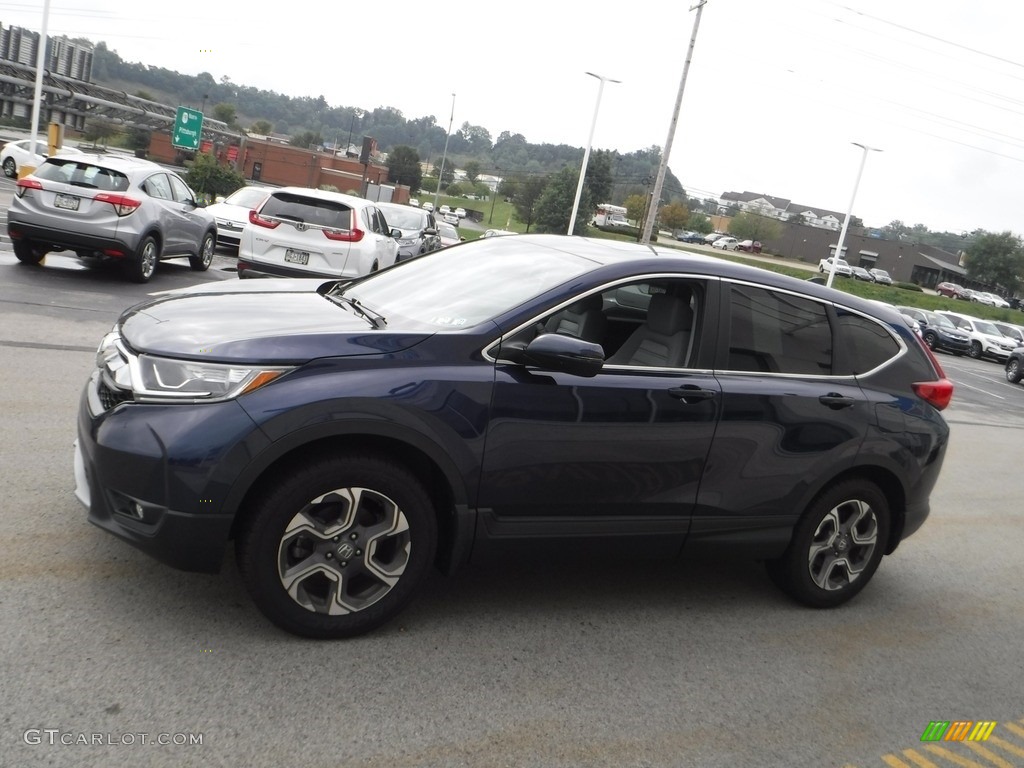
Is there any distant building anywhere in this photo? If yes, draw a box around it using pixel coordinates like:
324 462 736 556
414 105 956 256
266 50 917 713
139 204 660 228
719 190 846 231
0 23 93 129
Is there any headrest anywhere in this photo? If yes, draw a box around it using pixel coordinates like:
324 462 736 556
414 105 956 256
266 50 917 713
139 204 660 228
648 293 693 335
565 293 603 314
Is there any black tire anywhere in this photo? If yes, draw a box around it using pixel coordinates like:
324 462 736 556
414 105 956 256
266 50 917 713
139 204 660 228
370 260 379 273
236 453 437 639
923 331 938 351
13 239 45 264
2 157 16 178
189 231 215 271
1007 358 1023 384
968 340 982 359
127 235 159 283
766 478 890 608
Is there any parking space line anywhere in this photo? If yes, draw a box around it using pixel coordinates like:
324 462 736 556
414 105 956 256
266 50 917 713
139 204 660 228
987 736 1024 759
949 379 1006 399
881 754 916 767
898 749 942 767
923 744 1002 766
962 742 1015 768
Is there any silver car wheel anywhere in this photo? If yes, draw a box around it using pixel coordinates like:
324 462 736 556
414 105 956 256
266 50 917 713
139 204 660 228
139 239 158 279
806 499 878 591
277 486 412 615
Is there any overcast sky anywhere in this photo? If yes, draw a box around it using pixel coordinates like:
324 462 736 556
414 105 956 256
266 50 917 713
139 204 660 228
4 0 1023 234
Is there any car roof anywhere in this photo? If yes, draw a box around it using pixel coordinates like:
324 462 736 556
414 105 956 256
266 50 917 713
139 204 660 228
272 186 372 207
43 152 162 172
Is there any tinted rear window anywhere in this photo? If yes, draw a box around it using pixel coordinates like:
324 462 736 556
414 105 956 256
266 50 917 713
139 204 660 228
832 310 901 375
35 159 129 191
261 193 352 230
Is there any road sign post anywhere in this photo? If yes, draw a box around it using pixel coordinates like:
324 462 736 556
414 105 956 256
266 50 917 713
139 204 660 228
172 106 204 151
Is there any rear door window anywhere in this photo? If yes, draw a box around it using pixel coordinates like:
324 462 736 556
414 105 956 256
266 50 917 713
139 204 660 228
144 173 174 200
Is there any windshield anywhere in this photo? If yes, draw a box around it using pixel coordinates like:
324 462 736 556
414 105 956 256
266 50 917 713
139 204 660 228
340 239 592 329
224 187 269 207
925 311 955 330
975 320 1000 335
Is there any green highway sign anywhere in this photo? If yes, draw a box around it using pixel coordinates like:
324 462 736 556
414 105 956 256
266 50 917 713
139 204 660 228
171 106 204 150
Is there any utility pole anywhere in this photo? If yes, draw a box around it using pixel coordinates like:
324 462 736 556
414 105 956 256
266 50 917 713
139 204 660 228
433 93 456 212
641 0 706 244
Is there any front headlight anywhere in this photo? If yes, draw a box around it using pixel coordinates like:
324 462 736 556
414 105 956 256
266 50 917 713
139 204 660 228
132 355 291 402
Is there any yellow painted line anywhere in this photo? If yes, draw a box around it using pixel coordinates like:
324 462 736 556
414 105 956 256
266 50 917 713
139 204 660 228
986 735 1024 759
923 744 997 767
900 749 942 767
962 742 1015 768
1001 722 1024 739
882 755 915 767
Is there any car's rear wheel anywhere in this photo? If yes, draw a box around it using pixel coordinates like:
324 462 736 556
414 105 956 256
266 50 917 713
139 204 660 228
766 479 889 608
2 157 16 178
236 453 437 638
127 236 159 283
968 340 983 359
1007 358 1023 384
13 239 45 264
189 231 215 271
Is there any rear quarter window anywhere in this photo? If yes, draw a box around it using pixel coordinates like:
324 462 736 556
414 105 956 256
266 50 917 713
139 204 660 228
832 309 901 375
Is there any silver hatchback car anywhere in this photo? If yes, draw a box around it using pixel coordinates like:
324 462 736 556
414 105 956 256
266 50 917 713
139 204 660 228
7 153 217 283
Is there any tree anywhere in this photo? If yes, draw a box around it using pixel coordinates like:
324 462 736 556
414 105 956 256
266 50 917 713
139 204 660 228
386 145 423 191
290 129 322 149
429 162 455 186
688 212 713 234
250 119 273 135
462 160 482 183
186 152 245 200
84 119 119 148
659 202 689 232
964 231 1024 294
728 211 782 242
509 175 548 233
884 219 910 240
446 182 466 197
584 149 613 204
212 102 237 127
533 167 591 235
623 194 647 223
124 126 151 152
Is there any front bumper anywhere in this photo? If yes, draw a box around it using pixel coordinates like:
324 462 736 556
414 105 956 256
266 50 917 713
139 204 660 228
74 373 269 572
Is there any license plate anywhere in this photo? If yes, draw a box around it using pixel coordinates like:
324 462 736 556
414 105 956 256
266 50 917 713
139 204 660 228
284 249 309 265
54 193 80 211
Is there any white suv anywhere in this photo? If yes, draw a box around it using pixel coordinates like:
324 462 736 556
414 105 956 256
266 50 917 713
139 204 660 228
238 187 400 279
818 257 852 277
937 310 1018 361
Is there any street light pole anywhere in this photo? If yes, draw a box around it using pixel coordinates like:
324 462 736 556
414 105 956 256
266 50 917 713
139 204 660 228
567 71 620 236
826 142 882 288
27 0 52 162
641 0 706 244
433 93 456 212
489 167 501 224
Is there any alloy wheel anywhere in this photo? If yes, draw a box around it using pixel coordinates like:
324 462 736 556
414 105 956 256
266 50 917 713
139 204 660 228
806 499 878 591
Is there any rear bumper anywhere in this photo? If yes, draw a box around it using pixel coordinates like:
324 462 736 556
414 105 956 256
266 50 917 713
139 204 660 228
237 257 347 280
8 219 137 257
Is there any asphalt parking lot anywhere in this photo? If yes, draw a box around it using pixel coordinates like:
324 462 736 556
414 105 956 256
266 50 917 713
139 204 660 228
1 215 1023 767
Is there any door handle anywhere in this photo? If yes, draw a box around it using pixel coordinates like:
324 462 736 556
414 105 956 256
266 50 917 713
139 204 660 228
818 393 856 409
668 385 716 403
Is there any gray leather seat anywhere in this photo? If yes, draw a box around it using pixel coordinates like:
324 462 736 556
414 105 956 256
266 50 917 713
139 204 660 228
607 292 694 367
544 293 606 344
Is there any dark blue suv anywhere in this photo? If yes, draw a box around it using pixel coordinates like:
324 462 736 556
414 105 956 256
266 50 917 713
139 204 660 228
75 235 953 638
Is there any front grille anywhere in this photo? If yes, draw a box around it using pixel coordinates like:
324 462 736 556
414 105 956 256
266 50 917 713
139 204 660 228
97 379 132 411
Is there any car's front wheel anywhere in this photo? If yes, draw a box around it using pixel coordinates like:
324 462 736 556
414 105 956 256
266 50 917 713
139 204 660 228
923 331 938 351
766 479 889 608
1007 358 1023 384
189 231 215 271
968 340 983 359
237 453 437 638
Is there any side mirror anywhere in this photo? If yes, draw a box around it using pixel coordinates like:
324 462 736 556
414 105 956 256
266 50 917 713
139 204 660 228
424 227 437 236
390 227 402 238
523 333 604 378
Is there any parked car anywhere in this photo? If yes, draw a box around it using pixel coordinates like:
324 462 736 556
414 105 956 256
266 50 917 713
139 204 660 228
851 266 875 282
896 306 970 355
711 236 739 251
75 234 952 638
482 229 516 238
439 204 451 215
736 239 762 253
703 232 726 244
935 282 961 298
442 211 460 227
377 202 441 261
1006 347 1024 384
204 185 271 249
975 292 1010 308
818 257 852 277
675 231 705 244
409 198 420 207
436 221 463 247
421 201 434 212
237 187 400 279
454 207 467 219
7 153 217 283
992 321 1024 347
869 269 892 285
1 139 84 178
956 287 976 301
936 310 1019 361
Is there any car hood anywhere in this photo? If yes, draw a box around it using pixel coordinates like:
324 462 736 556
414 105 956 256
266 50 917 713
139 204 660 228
119 283 431 364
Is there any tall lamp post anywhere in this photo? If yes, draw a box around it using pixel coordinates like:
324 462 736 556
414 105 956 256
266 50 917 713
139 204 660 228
567 71 620 235
826 142 882 288
433 93 456 212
